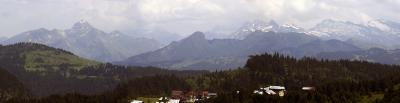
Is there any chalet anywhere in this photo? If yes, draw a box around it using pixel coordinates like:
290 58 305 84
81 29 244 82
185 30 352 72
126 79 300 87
269 86 285 90
202 91 208 98
171 90 185 99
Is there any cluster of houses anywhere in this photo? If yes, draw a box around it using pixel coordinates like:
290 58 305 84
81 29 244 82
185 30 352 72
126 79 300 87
131 90 217 103
130 86 315 103
253 86 315 97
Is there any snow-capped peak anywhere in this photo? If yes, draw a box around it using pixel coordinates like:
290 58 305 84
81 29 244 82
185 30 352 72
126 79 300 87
110 31 123 37
78 19 87 24
232 20 306 39
240 20 278 32
310 19 368 40
367 19 391 32
72 20 93 31
282 24 301 30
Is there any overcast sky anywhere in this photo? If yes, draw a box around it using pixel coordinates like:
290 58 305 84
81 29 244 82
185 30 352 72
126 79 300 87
0 0 399 37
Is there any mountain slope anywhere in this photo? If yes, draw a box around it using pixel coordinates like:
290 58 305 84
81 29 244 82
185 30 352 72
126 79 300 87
2 21 161 62
130 28 183 45
0 42 100 73
280 39 362 57
0 37 7 42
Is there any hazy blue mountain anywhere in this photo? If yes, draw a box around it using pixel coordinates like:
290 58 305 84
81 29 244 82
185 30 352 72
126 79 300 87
0 37 7 42
116 31 245 70
317 48 400 65
118 30 359 70
2 21 161 62
130 28 183 45
280 39 362 57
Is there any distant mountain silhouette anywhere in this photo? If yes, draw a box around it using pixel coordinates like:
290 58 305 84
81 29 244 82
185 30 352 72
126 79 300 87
118 31 360 70
2 21 161 62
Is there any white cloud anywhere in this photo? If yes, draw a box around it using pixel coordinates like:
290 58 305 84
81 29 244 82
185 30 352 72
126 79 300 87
0 0 399 37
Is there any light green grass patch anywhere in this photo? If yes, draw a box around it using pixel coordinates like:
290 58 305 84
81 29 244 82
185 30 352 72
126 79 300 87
22 50 100 72
359 93 384 103
136 97 160 103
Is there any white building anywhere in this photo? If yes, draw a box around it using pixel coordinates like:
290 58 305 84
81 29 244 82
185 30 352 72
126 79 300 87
168 99 180 103
269 86 285 90
253 90 264 95
254 86 286 96
156 97 169 103
130 100 143 103
302 87 315 90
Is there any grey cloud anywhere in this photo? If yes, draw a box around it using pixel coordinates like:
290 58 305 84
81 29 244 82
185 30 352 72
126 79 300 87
0 0 399 37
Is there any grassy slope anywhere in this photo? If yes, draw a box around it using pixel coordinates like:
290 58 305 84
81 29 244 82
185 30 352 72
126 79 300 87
22 50 100 72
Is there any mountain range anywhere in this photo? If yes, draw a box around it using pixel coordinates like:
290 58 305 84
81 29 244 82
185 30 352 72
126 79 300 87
117 31 360 70
2 19 400 70
118 19 400 70
1 21 161 62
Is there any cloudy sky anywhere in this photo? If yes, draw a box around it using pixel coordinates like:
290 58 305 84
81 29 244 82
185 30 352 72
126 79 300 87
0 0 399 37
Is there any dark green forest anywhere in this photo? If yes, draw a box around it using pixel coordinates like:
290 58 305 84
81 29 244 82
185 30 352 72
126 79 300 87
1 43 400 102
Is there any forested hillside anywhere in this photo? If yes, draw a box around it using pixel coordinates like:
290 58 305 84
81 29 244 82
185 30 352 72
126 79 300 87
0 42 207 97
0 68 28 102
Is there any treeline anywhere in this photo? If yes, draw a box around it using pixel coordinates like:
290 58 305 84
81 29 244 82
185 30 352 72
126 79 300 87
203 53 400 102
5 53 400 102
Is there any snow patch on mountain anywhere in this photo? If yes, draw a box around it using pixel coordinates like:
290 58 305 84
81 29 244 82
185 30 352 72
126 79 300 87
367 19 391 32
232 20 307 40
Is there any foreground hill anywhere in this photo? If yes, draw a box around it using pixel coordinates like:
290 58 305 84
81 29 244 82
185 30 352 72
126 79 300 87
118 31 360 70
0 68 28 102
9 53 400 102
112 53 400 102
2 21 161 62
0 43 206 96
